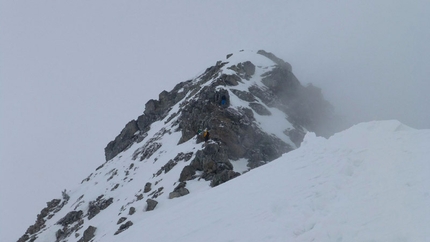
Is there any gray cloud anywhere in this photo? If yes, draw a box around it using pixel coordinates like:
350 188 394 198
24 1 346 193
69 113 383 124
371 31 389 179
1 1 429 240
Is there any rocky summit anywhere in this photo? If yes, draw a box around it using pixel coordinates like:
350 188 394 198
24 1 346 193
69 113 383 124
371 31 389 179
18 50 337 242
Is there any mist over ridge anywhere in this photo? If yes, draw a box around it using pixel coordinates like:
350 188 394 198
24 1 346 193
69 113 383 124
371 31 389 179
2 1 430 241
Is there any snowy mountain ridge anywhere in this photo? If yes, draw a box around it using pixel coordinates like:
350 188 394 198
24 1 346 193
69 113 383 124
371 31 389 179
18 49 337 242
17 51 430 242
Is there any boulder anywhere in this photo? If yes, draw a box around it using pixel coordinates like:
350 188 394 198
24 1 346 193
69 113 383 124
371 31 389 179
114 221 133 235
56 228 65 241
117 217 127 225
168 188 190 199
144 182 152 193
146 199 158 211
129 207 136 215
78 226 96 242
168 182 190 199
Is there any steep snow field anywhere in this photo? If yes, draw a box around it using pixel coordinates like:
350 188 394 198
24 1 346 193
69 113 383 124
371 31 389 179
123 120 430 242
117 120 430 242
37 120 429 242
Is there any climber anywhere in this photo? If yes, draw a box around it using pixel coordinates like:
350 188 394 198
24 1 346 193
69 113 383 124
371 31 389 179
220 95 227 106
203 129 210 142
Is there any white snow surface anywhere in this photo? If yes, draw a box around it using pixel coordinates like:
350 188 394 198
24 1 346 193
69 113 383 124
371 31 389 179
34 120 430 242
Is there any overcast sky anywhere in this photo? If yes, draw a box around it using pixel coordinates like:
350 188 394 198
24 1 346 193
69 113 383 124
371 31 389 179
1 1 430 241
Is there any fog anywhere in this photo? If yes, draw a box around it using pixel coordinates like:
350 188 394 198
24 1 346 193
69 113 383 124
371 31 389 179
1 1 429 241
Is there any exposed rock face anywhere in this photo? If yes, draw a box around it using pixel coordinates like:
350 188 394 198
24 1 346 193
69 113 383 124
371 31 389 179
102 50 335 187
187 143 240 186
105 120 140 161
257 49 292 71
105 80 195 162
179 165 196 182
227 60 255 79
18 198 66 242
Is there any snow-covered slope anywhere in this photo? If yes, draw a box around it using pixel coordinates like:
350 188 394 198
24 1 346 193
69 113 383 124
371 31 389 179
116 120 429 242
114 120 428 242
27 120 430 242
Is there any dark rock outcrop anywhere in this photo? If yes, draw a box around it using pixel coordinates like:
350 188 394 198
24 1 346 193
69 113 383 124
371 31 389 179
284 128 306 147
103 50 335 175
87 195 113 220
114 221 133 235
249 102 271 116
179 165 196 182
55 228 65 241
77 226 97 242
168 182 190 199
105 80 196 162
144 182 152 193
129 207 136 215
53 219 85 242
257 49 292 71
105 120 140 161
146 199 158 211
57 210 83 226
18 198 65 242
149 187 164 199
227 60 255 79
211 170 241 187
117 217 127 224
231 89 256 102
154 151 195 178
